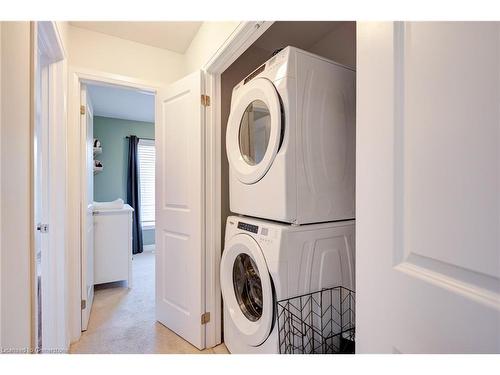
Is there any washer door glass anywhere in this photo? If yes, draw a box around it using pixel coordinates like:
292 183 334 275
233 253 263 321
239 100 272 166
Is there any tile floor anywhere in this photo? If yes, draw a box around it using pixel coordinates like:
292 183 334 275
70 250 228 354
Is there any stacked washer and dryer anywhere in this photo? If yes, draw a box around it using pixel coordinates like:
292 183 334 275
221 46 356 354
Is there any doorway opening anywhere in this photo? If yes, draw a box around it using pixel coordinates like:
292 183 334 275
72 81 159 352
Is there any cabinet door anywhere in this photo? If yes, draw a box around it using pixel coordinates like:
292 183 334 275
94 213 131 284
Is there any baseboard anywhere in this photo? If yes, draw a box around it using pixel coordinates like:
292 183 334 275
143 244 155 252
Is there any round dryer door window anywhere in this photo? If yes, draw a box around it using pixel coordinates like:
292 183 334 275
226 78 282 184
239 100 272 166
221 234 274 346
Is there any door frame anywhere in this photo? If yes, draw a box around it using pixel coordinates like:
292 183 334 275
203 21 274 347
31 21 67 352
67 67 161 342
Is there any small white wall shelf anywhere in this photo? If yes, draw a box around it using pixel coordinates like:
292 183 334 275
94 159 103 174
93 138 103 173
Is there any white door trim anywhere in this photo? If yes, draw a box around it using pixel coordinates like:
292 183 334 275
67 67 161 343
203 22 274 74
203 21 274 348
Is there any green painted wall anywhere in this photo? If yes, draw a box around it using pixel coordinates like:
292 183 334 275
93 116 155 246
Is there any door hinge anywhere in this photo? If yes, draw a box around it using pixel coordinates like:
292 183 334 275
80 105 86 115
201 94 210 107
81 299 86 310
201 312 210 325
36 223 49 233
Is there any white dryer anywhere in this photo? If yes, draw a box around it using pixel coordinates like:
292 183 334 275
226 46 356 225
221 216 355 354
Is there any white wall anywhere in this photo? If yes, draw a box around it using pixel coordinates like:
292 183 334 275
67 25 185 85
0 21 32 351
184 22 240 74
68 22 241 83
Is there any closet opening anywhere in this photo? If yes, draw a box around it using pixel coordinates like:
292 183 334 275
218 21 356 353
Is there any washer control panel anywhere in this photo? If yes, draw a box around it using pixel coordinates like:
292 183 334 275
235 220 274 244
237 221 259 234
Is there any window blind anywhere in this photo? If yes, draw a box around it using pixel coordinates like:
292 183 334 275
138 139 155 228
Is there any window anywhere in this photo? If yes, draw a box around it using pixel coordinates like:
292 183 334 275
138 139 155 229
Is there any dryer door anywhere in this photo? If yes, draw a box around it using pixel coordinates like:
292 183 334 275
226 77 282 184
221 233 274 346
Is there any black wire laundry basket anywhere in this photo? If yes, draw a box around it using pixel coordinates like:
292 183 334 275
276 286 355 354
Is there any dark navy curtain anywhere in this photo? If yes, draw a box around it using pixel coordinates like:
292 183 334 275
127 135 143 254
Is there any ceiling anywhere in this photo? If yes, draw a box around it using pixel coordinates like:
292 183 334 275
87 84 155 123
69 22 202 53
253 21 351 52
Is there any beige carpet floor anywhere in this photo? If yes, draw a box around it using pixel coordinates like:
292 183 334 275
70 251 228 354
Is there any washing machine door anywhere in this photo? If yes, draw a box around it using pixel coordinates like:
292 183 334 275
226 77 282 184
221 233 274 346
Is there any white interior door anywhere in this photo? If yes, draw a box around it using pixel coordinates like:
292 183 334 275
357 22 500 353
80 84 94 331
156 70 206 349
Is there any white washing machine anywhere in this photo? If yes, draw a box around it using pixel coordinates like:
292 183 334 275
226 46 356 225
221 216 355 354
